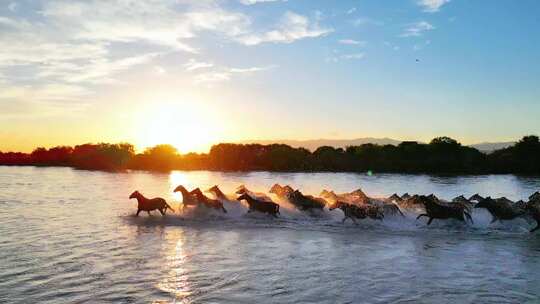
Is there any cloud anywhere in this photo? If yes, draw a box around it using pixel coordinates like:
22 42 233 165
194 65 275 84
236 11 333 45
341 53 365 60
327 52 365 62
184 58 214 71
400 21 435 37
417 0 450 13
7 2 17 12
338 39 366 46
346 8 357 15
351 17 384 27
194 72 231 84
0 0 256 90
239 0 286 4
229 66 275 73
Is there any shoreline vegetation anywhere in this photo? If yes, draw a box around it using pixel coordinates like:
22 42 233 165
1 136 539 175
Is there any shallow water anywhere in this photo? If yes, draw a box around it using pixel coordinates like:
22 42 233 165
1 166 540 303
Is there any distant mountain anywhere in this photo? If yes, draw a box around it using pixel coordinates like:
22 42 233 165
238 138 403 151
468 142 515 153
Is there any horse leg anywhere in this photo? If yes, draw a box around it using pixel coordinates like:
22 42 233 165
342 216 347 223
416 214 428 220
159 208 165 216
490 217 498 224
427 217 434 225
136 209 141 216
147 211 152 216
222 206 227 213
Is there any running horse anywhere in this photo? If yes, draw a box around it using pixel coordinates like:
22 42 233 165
173 185 199 211
129 191 174 216
190 188 228 213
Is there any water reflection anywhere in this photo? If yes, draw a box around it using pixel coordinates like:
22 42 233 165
157 229 192 303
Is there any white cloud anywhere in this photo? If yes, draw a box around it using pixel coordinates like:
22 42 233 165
327 52 365 62
417 0 450 13
236 11 332 45
154 66 166 75
7 2 17 12
338 39 366 46
341 53 365 60
346 8 357 15
239 0 286 4
194 65 274 84
194 72 231 84
229 66 275 73
0 0 331 107
352 17 384 27
184 58 214 71
400 21 435 37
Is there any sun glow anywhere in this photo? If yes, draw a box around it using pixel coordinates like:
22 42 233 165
133 100 221 153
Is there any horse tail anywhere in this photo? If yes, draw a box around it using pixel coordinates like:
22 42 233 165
165 202 174 212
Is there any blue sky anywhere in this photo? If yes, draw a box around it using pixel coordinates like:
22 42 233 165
0 0 539 152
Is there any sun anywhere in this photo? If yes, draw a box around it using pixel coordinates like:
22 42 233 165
133 101 220 153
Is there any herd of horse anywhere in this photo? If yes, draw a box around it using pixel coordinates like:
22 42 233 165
129 184 540 232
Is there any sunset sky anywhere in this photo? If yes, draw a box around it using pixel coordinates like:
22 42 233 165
1 0 539 153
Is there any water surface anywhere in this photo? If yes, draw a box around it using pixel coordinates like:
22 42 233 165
1 166 540 303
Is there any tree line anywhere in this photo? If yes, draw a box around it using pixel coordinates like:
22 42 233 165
1 136 539 175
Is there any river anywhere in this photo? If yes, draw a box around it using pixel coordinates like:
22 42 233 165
1 166 539 303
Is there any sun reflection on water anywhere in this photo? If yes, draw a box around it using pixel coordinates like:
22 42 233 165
156 230 192 303
169 172 190 202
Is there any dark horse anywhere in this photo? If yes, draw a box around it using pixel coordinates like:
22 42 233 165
329 201 384 224
474 197 525 224
416 195 473 225
237 193 280 217
190 188 227 213
129 191 173 216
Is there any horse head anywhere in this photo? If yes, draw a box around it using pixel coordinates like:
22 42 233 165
235 185 248 195
174 185 189 194
129 190 140 199
269 184 282 195
206 185 220 194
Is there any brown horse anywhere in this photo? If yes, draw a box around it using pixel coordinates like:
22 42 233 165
235 185 273 202
129 191 173 216
173 185 199 211
190 188 227 213
329 201 383 224
269 184 294 198
206 185 229 201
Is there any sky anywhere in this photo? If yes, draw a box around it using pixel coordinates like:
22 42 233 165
0 0 539 153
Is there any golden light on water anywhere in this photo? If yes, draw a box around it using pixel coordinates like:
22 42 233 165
156 230 192 303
